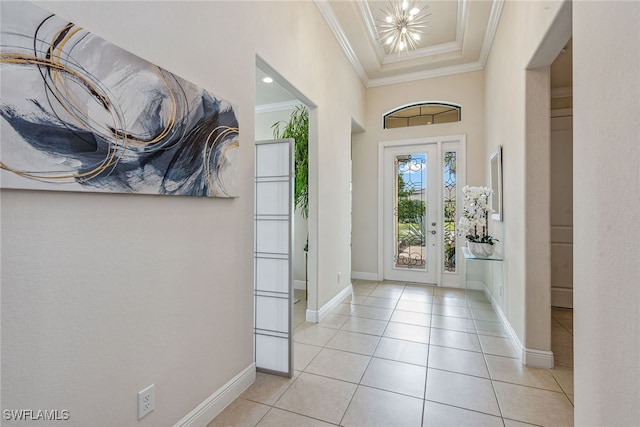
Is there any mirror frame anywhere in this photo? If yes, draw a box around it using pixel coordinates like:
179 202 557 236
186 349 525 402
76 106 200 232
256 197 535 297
489 146 503 221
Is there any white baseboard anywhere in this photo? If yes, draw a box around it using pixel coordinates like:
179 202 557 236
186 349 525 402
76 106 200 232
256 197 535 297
551 287 573 308
523 348 555 368
489 294 525 359
488 287 555 369
174 363 256 427
351 271 379 281
306 283 353 323
294 280 306 291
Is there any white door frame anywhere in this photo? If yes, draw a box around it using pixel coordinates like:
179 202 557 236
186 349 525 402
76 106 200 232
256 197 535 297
377 135 466 287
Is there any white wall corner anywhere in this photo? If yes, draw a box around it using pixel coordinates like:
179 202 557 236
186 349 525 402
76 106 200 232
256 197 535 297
306 283 353 323
523 348 555 369
351 271 379 281
174 363 256 427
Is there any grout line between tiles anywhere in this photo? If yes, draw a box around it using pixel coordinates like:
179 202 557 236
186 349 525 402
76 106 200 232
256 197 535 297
287 280 573 427
471 289 505 421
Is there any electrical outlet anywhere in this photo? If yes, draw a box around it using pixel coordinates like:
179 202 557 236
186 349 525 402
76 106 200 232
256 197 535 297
138 384 155 419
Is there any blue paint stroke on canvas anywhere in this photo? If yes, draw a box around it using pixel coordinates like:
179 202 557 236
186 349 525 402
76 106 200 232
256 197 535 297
0 2 239 197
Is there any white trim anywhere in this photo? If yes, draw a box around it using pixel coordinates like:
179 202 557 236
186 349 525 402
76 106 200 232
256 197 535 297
294 280 306 291
382 101 462 120
377 135 466 286
478 0 505 66
316 0 503 88
381 41 462 65
351 271 379 281
255 100 302 114
359 1 465 65
367 61 484 88
357 0 383 60
306 283 353 323
523 348 555 369
488 289 555 369
313 0 369 85
173 363 256 427
489 292 526 360
456 0 470 48
551 287 573 308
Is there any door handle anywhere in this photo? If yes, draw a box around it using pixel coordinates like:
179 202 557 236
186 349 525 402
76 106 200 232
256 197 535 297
430 230 436 235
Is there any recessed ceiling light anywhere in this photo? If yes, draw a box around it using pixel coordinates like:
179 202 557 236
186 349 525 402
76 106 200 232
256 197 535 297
262 77 273 84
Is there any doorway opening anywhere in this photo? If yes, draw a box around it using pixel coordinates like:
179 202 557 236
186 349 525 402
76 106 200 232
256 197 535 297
550 39 574 369
254 56 316 376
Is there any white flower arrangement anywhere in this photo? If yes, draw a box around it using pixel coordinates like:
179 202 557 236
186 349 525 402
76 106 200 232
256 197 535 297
458 185 498 245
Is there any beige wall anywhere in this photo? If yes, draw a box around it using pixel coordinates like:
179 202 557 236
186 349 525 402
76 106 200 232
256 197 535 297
484 0 570 353
1 1 364 425
351 71 485 279
573 1 640 424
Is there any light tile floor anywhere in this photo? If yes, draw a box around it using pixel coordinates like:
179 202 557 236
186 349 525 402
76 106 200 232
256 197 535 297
210 280 574 426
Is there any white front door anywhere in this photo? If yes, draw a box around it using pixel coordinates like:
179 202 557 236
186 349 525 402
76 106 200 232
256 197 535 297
382 138 465 286
383 144 438 283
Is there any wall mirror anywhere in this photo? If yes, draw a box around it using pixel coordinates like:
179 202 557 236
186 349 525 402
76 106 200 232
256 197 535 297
490 146 503 221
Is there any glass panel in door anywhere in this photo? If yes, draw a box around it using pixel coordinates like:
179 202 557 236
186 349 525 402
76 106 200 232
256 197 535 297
384 144 437 284
394 154 427 270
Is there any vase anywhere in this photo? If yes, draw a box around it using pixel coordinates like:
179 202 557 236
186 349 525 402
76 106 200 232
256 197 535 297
467 241 495 257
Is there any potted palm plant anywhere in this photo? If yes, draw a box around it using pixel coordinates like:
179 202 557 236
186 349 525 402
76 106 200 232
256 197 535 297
272 105 309 219
272 106 309 298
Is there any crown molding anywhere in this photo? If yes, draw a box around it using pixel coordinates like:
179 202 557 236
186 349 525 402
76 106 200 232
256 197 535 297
314 0 370 85
361 0 467 65
315 0 504 88
381 41 461 65
255 100 303 114
358 0 385 60
367 61 484 88
456 0 469 46
478 0 504 66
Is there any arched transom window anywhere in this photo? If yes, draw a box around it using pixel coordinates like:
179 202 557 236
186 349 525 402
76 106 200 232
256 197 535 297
384 102 461 129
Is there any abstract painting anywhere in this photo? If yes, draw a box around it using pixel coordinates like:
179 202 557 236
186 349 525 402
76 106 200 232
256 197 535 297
0 2 239 197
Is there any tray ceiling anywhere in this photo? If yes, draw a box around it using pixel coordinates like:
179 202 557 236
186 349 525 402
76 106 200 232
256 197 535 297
315 0 504 87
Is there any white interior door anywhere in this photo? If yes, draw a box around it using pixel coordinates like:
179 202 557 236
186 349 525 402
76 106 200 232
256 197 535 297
254 139 294 377
384 144 438 283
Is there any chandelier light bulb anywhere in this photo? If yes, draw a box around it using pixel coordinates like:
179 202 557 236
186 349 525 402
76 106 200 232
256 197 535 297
377 0 429 54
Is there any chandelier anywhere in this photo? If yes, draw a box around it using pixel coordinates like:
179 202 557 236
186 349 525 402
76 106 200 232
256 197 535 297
377 0 430 53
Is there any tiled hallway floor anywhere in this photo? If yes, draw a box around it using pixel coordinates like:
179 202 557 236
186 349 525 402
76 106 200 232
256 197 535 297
210 280 574 426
